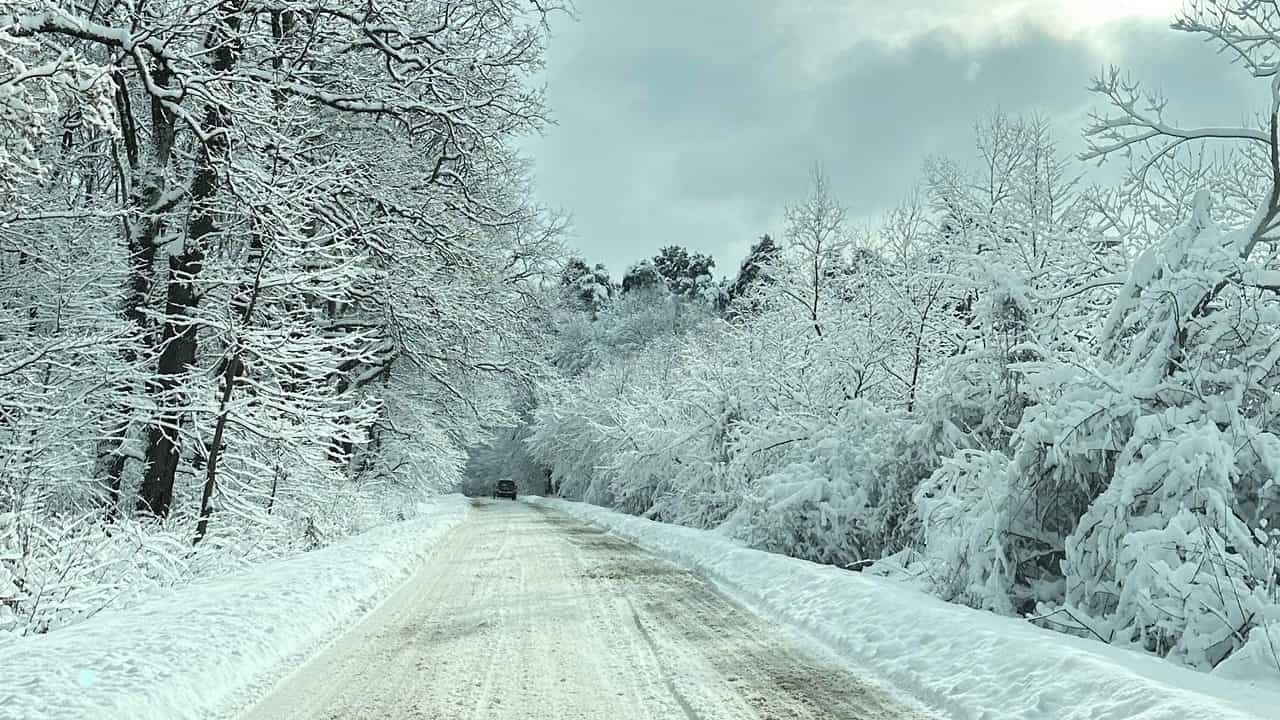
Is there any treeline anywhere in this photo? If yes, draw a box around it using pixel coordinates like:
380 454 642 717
0 0 561 636
516 8 1280 679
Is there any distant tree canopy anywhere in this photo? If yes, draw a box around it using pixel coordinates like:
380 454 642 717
653 245 715 299
621 259 666 294
728 234 781 306
561 258 614 315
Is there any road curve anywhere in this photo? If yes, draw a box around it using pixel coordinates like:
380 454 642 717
241 500 940 720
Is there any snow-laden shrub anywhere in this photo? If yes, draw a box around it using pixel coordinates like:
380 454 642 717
531 263 928 565
884 268 1095 613
0 409 457 640
1005 193 1280 671
1216 523 1280 682
651 461 748 530
912 449 1019 613
594 334 747 527
1217 618 1280 684
1064 416 1270 668
550 312 601 375
731 401 905 566
527 374 626 507
0 476 446 640
640 387 751 530
904 378 1125 617
0 506 203 638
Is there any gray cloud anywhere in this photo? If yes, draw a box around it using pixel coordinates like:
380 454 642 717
523 3 1256 279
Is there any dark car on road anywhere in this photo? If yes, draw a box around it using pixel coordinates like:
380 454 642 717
493 479 518 500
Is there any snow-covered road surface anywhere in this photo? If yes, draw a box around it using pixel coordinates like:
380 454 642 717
242 500 938 720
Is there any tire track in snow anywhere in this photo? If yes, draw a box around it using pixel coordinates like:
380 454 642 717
625 596 703 720
241 500 939 720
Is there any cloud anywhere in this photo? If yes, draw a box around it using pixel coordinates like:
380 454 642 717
524 1 1249 276
753 0 1183 85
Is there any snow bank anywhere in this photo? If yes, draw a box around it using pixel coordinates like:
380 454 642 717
528 497 1280 720
0 495 470 720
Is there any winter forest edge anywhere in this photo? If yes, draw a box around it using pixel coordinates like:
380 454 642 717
3 0 1280 689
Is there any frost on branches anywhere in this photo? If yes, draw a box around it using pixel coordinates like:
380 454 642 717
1036 191 1280 671
0 0 564 638
519 1 1280 684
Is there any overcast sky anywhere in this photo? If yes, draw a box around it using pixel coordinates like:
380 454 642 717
522 1 1259 279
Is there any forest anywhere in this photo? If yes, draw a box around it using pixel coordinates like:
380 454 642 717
0 0 563 635
481 11 1280 678
2 0 1279 684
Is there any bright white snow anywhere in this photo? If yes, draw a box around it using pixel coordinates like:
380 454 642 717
243 500 938 719
527 496 1280 720
0 495 470 720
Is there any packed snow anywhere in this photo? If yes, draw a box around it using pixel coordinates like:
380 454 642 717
244 500 940 720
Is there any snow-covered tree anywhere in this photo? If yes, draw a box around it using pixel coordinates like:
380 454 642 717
0 0 565 634
775 165 851 338
726 234 781 318
652 245 715 300
622 259 666 294
910 3 1280 668
561 257 614 317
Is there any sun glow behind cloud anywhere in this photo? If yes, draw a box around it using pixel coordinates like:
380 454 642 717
531 0 1227 274
1057 0 1184 29
768 0 1185 83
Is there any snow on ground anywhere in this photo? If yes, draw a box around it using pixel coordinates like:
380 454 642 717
244 500 938 720
527 497 1280 720
0 495 470 720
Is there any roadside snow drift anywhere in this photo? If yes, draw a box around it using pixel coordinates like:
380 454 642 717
0 495 470 720
527 497 1280 720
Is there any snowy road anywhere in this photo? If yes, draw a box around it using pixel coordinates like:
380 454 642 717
242 500 939 720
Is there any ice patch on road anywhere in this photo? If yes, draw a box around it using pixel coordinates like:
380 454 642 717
0 495 470 720
528 496 1280 720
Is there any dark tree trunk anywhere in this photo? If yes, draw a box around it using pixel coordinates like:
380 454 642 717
137 0 244 517
195 204 269 542
905 290 939 415
136 248 204 516
99 63 177 514
325 371 356 471
194 355 241 542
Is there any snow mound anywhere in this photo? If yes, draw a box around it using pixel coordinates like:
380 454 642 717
528 497 1280 720
0 495 470 720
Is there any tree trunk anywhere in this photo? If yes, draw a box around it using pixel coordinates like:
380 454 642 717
136 248 203 516
194 354 241 543
137 0 243 517
195 233 269 539
905 290 939 414
99 63 177 514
